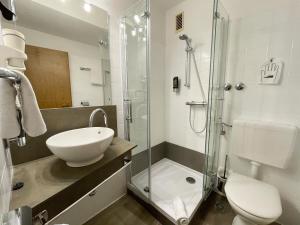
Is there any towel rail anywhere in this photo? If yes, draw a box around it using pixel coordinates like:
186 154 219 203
0 67 21 84
0 67 26 147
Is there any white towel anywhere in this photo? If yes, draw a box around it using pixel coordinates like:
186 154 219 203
173 197 189 223
0 140 13 216
0 70 47 138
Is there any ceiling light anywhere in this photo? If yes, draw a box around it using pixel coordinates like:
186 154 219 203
138 27 143 33
134 15 141 24
131 29 137 37
84 3 92 12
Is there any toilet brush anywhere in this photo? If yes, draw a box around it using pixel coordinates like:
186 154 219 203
223 155 228 179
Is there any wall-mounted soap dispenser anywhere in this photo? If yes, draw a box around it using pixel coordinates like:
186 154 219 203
173 76 180 92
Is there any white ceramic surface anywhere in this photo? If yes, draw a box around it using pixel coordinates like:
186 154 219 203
2 29 25 52
232 119 297 169
225 173 282 225
46 127 114 167
132 158 203 223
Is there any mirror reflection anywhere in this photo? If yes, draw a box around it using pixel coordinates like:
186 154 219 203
2 0 111 109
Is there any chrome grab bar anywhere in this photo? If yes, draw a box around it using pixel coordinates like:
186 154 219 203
185 101 207 106
0 67 21 84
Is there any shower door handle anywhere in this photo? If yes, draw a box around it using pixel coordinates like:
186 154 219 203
124 99 132 141
129 101 133 123
125 99 133 123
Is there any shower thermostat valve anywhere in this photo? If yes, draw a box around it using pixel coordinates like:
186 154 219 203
259 58 283 85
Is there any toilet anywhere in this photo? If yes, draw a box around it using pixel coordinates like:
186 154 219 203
225 173 282 225
225 119 298 225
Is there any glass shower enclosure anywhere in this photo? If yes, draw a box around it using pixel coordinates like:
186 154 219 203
122 0 229 223
121 0 151 200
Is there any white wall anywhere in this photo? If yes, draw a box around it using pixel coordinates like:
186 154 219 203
3 23 109 107
164 0 213 153
150 0 166 147
221 0 300 224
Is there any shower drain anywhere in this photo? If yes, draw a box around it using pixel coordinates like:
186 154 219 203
186 177 196 184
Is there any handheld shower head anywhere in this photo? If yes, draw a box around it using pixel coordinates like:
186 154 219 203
179 34 189 40
179 34 192 49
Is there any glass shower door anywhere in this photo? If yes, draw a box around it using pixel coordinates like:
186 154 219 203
121 0 151 199
204 0 229 197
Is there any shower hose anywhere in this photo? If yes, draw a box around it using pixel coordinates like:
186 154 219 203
188 50 207 134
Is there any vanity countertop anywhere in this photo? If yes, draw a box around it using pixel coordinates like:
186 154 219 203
10 137 136 216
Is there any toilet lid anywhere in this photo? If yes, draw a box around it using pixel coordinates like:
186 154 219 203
225 173 282 219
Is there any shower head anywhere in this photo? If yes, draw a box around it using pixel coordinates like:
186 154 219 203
179 34 189 40
179 34 192 49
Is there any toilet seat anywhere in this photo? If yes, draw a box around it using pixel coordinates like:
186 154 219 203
227 195 277 224
225 173 282 221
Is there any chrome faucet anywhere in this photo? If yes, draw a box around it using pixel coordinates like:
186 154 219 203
89 108 108 127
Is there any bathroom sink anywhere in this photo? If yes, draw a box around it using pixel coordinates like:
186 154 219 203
46 127 114 167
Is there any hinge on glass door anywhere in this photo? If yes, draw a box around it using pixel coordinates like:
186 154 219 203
214 12 221 19
141 11 150 18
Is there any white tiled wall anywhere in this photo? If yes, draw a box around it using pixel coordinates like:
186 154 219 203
221 0 300 224
150 0 166 147
164 0 213 153
93 0 214 153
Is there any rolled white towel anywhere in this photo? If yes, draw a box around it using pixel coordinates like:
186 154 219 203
173 197 189 224
0 70 46 138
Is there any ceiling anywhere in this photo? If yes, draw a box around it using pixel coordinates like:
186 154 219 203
154 0 184 11
12 0 109 46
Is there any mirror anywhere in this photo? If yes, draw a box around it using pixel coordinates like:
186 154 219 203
2 0 112 109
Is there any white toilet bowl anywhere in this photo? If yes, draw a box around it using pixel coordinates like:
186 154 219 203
225 173 282 225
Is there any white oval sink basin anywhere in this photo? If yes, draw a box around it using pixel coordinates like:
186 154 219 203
46 127 114 167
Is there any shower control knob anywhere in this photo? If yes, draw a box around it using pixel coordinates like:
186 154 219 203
224 83 232 91
235 82 245 90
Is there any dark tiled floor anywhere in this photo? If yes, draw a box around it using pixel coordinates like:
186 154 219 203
84 195 161 225
84 193 234 225
190 193 235 225
84 192 278 225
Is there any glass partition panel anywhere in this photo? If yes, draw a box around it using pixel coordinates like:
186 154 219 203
204 0 229 197
121 0 150 199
